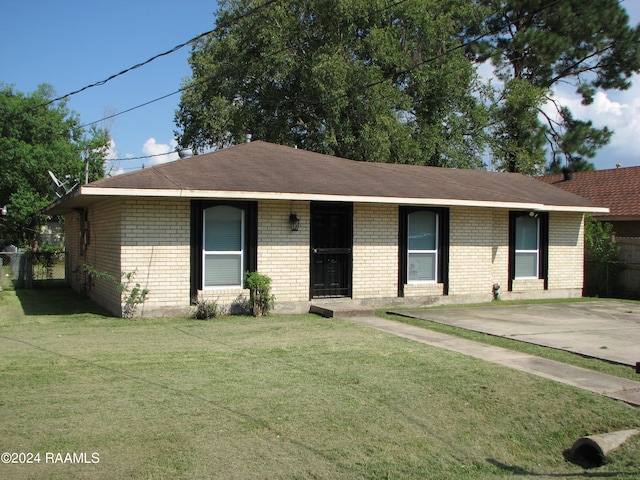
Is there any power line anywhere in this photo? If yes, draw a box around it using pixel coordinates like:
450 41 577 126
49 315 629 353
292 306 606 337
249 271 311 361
96 0 594 166
80 90 181 129
103 0 561 157
42 32 213 108
107 151 178 162
81 0 412 130
327 0 565 106
49 0 280 107
5 0 283 120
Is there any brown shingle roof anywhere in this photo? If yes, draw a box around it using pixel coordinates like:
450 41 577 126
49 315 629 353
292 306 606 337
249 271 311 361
47 141 606 213
538 167 640 219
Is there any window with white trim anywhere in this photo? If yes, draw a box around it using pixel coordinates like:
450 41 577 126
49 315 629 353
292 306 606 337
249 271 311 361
407 210 438 282
203 205 244 288
514 214 539 279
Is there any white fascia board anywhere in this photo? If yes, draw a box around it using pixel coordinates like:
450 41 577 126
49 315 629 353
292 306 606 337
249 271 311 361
79 186 609 213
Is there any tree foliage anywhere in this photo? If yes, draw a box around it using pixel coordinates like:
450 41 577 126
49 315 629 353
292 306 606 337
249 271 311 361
176 0 490 168
584 214 620 297
475 0 640 173
0 84 110 248
584 214 618 264
176 0 640 174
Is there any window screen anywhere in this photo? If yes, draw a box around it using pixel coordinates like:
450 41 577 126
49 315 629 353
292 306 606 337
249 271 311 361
203 206 244 288
408 211 438 282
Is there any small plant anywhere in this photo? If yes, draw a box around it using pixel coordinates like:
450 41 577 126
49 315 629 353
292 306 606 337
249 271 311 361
84 265 149 318
192 296 221 320
245 271 275 317
120 271 149 319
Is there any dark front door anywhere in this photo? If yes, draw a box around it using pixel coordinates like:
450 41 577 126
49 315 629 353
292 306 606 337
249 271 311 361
310 202 353 298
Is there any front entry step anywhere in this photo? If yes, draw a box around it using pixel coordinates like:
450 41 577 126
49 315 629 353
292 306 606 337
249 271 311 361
310 300 375 318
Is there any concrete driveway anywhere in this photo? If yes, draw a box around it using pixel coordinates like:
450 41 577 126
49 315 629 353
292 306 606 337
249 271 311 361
391 301 640 367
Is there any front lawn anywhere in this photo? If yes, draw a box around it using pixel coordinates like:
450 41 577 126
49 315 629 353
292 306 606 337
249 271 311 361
1 289 639 479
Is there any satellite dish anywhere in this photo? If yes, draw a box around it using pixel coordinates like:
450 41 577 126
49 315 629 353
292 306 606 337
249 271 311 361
49 170 79 198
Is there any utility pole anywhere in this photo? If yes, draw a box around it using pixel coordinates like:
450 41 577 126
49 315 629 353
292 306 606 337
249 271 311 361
84 148 89 184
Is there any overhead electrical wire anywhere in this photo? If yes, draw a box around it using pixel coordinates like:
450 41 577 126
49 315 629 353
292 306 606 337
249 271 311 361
5 0 282 120
89 0 415 162
82 0 413 130
105 0 563 162
79 90 181 128
95 0 592 163
49 0 281 107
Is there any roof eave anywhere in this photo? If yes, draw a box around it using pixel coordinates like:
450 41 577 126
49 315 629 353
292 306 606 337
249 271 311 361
42 186 608 214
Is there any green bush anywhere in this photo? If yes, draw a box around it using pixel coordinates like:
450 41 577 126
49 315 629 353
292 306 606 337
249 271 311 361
245 271 275 316
192 296 221 320
84 265 149 318
584 215 621 297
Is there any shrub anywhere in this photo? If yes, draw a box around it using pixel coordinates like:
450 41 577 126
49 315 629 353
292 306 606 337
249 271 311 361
584 215 621 297
192 296 221 320
84 265 149 318
245 271 275 316
120 271 149 319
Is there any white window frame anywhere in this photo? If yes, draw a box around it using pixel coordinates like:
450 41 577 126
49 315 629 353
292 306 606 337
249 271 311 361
514 215 540 279
407 211 439 284
202 206 245 289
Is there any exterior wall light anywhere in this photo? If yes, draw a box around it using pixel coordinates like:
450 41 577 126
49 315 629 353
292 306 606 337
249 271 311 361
1 205 6 216
289 213 300 232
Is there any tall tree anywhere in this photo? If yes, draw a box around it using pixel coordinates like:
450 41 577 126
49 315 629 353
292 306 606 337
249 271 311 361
0 84 110 248
475 0 640 174
176 0 489 168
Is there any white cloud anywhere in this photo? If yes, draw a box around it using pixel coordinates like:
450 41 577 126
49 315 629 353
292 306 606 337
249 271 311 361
592 91 625 117
105 138 118 160
143 138 179 166
539 78 640 170
476 22 640 171
103 138 125 176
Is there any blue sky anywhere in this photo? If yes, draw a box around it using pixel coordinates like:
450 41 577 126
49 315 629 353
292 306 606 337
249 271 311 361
2 0 640 175
1 0 219 175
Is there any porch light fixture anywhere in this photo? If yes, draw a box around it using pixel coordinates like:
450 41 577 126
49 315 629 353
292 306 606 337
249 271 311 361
289 212 300 231
1 205 6 216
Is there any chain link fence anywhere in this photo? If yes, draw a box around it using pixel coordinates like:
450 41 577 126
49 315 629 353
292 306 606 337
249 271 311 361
1 249 66 289
584 261 623 298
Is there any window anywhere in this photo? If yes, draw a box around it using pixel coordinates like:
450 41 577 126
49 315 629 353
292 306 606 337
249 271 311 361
203 205 244 288
399 207 449 296
514 214 539 278
508 211 548 289
407 210 438 282
191 201 257 296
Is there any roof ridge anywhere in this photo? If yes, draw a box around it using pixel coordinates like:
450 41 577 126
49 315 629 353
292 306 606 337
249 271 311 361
150 164 184 189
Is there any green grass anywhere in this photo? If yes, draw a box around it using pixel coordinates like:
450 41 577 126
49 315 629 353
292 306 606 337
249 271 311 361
1 289 639 479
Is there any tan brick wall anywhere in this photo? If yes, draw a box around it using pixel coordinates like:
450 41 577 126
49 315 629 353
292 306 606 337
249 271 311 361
257 200 310 302
64 198 587 316
491 210 510 292
448 207 494 296
548 212 585 291
403 282 444 296
197 200 311 312
352 203 398 298
84 199 122 315
120 198 191 316
511 278 545 292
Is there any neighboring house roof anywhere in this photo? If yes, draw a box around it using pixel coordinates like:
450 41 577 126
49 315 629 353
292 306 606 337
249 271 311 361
46 141 607 214
538 166 640 220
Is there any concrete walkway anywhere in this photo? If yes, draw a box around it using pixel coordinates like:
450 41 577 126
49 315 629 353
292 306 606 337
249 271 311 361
344 315 640 407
